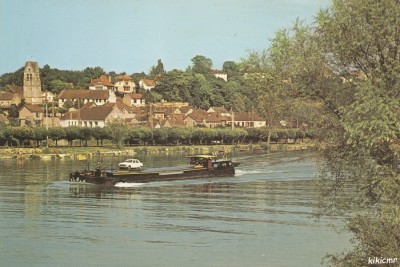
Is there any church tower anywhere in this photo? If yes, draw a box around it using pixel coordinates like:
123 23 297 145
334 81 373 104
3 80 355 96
23 61 42 104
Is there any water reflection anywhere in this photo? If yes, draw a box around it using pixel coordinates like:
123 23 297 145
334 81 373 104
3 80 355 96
0 151 350 267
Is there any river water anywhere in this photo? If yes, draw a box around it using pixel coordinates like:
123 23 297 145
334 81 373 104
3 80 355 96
0 151 349 267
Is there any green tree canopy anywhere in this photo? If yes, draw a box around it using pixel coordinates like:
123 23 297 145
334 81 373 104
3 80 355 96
252 0 400 265
191 55 213 74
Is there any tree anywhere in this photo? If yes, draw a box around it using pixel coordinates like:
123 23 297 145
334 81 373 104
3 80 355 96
153 70 192 102
106 119 128 149
149 59 165 78
32 127 48 147
92 127 111 146
191 55 213 74
0 125 14 146
13 126 33 146
65 126 80 147
153 128 168 145
222 61 240 79
190 74 213 109
80 127 93 146
48 79 72 95
259 1 400 265
48 127 66 146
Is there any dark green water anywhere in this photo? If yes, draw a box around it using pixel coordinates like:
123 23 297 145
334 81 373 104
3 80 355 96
0 151 349 266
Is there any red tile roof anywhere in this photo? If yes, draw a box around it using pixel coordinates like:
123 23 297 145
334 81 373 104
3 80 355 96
22 104 43 113
90 75 113 87
235 112 265 121
205 113 223 123
5 85 24 98
208 106 229 114
116 75 133 81
61 105 115 121
58 89 109 100
141 79 156 87
0 92 16 100
128 93 143 99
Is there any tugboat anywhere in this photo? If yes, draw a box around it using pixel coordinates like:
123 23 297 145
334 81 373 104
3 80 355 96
69 155 238 185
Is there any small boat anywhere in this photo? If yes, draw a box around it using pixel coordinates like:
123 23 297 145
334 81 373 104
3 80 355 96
69 155 238 185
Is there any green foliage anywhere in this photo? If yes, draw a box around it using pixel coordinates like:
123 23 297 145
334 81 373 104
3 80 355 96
13 126 34 146
106 119 128 149
341 83 400 148
32 127 48 146
80 127 93 146
91 127 111 146
149 59 165 78
0 67 24 87
48 79 72 95
64 126 80 147
0 124 14 146
256 0 400 265
153 128 168 145
191 55 213 74
48 127 66 146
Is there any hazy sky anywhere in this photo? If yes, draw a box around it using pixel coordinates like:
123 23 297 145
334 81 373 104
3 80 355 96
0 0 330 75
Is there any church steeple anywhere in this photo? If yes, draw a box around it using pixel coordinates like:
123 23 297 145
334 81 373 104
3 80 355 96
23 61 42 104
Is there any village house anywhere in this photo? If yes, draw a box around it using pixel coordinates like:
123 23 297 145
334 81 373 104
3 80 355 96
89 75 114 90
59 104 125 128
58 89 116 107
182 114 197 127
184 109 209 127
205 113 227 128
230 112 266 128
4 84 24 99
0 92 22 115
139 79 156 91
152 106 167 120
122 93 145 107
207 106 231 117
19 104 44 126
114 75 136 94
155 101 189 108
42 91 56 103
209 70 228 82
179 106 193 116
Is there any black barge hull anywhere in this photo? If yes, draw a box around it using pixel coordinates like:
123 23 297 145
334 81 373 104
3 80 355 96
70 166 235 185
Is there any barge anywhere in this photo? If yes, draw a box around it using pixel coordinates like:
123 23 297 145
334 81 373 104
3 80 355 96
69 155 238 185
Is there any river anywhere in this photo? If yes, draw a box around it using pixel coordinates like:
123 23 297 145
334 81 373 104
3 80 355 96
0 150 350 267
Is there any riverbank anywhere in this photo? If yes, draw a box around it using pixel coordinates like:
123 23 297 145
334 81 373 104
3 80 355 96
0 142 316 160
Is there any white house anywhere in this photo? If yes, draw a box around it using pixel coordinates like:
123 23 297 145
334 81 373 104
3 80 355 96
58 89 116 107
114 75 136 94
59 104 125 128
229 112 266 128
139 79 156 91
42 91 56 103
209 70 228 82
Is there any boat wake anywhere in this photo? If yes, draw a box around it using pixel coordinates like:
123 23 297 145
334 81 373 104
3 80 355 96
235 169 274 176
114 182 146 188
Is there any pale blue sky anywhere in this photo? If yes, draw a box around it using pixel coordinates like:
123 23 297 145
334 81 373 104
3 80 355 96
0 0 330 75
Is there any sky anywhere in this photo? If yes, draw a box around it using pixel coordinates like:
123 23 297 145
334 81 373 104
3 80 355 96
0 0 330 75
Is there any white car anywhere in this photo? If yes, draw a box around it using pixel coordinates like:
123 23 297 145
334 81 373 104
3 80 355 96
118 159 143 170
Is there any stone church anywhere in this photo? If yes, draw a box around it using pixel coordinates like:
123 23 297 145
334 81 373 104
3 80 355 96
23 61 42 105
